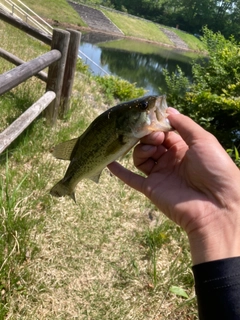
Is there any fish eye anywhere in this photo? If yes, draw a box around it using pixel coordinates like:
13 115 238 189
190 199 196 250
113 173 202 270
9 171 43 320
138 101 148 110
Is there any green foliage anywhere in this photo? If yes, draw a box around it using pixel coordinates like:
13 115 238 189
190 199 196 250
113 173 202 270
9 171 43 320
227 147 240 167
163 66 190 107
76 59 147 104
169 285 189 298
136 216 196 314
87 0 240 42
76 58 90 74
95 75 146 102
162 27 240 158
140 218 193 284
142 224 170 287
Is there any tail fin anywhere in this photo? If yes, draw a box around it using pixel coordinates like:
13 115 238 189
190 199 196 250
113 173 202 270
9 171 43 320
50 180 76 203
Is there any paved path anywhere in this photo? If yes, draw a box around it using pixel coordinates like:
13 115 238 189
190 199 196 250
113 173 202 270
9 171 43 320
161 28 188 50
68 2 123 35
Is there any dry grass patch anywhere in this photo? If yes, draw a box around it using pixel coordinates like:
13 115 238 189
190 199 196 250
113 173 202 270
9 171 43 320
7 165 197 319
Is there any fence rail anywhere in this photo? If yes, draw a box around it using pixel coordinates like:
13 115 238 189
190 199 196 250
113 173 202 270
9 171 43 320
0 49 61 95
0 47 48 82
0 6 81 154
0 8 52 45
0 91 56 154
0 3 108 76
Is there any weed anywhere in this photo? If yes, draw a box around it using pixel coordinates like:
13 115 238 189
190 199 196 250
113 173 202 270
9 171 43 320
76 58 90 74
227 146 240 167
138 214 196 317
0 155 40 317
142 224 170 287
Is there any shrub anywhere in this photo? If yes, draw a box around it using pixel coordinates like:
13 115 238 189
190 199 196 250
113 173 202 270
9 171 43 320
95 75 146 102
162 27 240 157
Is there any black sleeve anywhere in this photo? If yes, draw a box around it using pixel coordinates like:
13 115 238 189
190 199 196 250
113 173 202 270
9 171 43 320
192 257 240 320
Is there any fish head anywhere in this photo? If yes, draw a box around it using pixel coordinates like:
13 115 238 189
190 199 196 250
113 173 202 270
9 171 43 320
116 95 172 139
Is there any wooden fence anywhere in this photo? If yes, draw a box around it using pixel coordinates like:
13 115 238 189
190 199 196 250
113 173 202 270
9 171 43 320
0 8 81 154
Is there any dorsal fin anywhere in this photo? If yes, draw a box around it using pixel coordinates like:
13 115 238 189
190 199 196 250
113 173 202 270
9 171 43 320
52 138 79 160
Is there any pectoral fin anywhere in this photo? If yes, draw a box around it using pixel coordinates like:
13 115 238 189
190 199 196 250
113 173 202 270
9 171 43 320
89 171 102 183
52 138 79 160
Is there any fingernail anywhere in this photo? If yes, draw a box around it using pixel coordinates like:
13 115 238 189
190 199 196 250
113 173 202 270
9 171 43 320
141 145 155 152
167 107 180 114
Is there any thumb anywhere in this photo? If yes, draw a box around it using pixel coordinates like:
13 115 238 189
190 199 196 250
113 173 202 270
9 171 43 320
168 113 212 146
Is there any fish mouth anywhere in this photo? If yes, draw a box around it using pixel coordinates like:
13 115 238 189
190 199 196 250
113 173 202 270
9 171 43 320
148 96 172 132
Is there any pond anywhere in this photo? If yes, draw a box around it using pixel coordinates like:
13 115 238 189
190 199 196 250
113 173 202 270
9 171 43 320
79 32 200 95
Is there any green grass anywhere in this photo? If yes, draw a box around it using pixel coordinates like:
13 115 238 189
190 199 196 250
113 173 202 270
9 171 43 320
173 28 206 51
0 153 43 313
101 9 173 45
0 20 49 61
101 8 204 51
3 0 204 51
0 12 198 320
16 0 86 26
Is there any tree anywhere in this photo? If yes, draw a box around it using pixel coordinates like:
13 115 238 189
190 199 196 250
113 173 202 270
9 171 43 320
162 27 240 152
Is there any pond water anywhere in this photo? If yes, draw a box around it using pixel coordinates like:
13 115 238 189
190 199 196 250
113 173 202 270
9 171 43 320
79 32 198 95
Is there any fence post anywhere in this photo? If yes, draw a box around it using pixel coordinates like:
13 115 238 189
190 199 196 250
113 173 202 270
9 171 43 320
59 29 81 118
45 29 70 125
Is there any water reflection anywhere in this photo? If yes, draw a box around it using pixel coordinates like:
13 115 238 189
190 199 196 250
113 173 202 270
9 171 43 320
79 33 194 95
100 49 192 94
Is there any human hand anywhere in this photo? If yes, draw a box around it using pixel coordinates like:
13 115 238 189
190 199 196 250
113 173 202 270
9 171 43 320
108 109 240 265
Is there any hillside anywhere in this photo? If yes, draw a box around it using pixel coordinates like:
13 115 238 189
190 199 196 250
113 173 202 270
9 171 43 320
13 0 204 51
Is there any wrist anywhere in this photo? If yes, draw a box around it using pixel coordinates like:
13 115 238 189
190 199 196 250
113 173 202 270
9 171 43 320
187 207 240 265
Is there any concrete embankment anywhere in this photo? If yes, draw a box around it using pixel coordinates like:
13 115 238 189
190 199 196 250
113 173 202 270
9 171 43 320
68 1 189 49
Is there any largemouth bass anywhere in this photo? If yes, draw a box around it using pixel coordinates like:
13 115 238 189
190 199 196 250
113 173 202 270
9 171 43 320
50 95 172 202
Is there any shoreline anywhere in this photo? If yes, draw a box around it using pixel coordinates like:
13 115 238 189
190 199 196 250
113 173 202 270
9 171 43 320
49 19 201 53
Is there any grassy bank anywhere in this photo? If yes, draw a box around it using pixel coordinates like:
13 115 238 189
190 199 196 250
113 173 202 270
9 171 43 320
15 0 86 26
102 9 205 51
0 7 197 320
101 9 172 44
18 0 204 51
